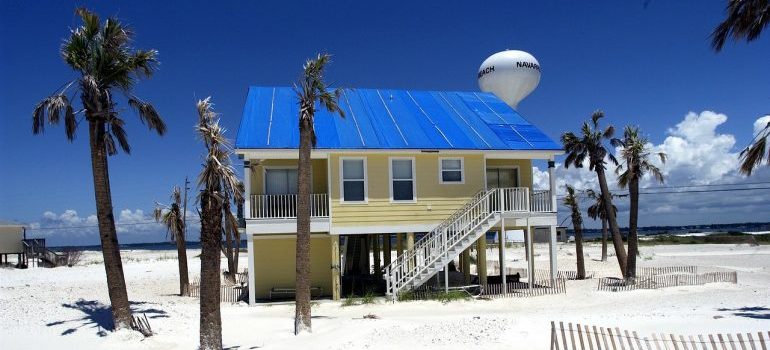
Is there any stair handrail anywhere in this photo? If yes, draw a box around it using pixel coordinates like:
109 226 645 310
384 188 498 297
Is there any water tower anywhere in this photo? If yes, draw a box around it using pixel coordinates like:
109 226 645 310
477 50 541 109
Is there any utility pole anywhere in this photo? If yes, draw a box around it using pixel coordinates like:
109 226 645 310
182 176 190 239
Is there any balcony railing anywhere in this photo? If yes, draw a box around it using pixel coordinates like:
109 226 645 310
249 193 329 219
489 187 554 213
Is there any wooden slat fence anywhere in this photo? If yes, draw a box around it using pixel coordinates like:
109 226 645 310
189 270 249 303
597 267 737 292
407 278 566 300
551 321 769 350
481 278 567 298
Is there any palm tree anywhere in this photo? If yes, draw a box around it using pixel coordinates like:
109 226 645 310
739 119 770 175
154 186 190 296
195 97 243 350
221 191 242 283
293 53 344 334
561 111 628 276
614 126 666 281
585 189 623 262
563 185 586 279
711 0 770 51
32 8 165 330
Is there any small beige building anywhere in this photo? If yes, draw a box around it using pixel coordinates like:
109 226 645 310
0 221 25 265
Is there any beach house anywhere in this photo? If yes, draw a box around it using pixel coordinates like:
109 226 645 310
235 86 562 303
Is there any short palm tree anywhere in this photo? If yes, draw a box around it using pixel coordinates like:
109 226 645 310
563 185 586 279
32 8 165 330
561 111 628 276
739 119 770 175
195 97 243 350
585 189 623 262
711 0 770 51
154 186 190 296
293 53 344 334
221 191 242 283
614 126 666 280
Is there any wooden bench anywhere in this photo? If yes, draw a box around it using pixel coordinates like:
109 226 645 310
269 287 323 300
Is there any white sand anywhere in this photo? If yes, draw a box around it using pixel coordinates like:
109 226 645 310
1 243 768 349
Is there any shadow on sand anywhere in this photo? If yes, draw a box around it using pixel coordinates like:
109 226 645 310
46 299 169 336
717 306 770 320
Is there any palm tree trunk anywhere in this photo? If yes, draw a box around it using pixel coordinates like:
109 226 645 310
571 215 586 280
626 176 639 281
87 118 133 330
200 192 223 350
600 218 608 262
595 166 628 276
176 237 190 296
294 118 313 334
222 205 236 283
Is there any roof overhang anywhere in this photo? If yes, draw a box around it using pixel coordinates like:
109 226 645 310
236 148 563 160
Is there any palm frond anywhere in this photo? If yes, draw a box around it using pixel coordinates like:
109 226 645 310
128 96 166 135
739 136 767 175
711 0 770 51
108 116 131 154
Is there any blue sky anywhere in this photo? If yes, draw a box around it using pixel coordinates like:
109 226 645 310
1 1 769 245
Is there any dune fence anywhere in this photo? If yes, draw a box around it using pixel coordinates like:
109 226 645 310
403 278 566 300
550 321 769 350
189 271 249 303
597 266 737 292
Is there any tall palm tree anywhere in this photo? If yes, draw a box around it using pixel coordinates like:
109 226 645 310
195 97 243 350
561 111 628 276
614 126 666 281
154 186 190 296
293 53 344 334
711 0 770 51
563 185 586 279
739 119 770 175
32 8 165 330
585 189 623 262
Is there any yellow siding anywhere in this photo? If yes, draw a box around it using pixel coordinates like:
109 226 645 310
249 159 328 195
485 159 533 188
330 153 486 227
252 234 334 299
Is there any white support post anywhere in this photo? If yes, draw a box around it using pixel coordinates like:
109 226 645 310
244 160 252 219
247 235 256 305
526 219 535 288
500 217 506 289
549 225 558 283
548 159 557 212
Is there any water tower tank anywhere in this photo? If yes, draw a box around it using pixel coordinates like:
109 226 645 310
477 50 541 109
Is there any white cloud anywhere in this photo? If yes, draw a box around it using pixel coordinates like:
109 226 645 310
753 115 770 136
535 111 770 227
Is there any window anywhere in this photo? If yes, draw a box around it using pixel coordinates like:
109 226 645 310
341 158 366 202
390 158 415 202
439 158 464 184
264 168 298 195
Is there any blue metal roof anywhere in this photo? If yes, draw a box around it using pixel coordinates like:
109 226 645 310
235 87 561 151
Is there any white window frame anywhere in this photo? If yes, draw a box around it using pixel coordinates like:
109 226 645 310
438 157 465 184
389 156 417 203
339 157 368 204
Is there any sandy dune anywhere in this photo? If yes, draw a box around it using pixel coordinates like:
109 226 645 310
1 243 768 349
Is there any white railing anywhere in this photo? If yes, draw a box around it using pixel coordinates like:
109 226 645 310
384 187 556 298
249 193 329 219
530 190 553 212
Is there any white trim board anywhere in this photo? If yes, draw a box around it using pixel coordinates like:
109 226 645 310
236 149 562 160
331 223 437 235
